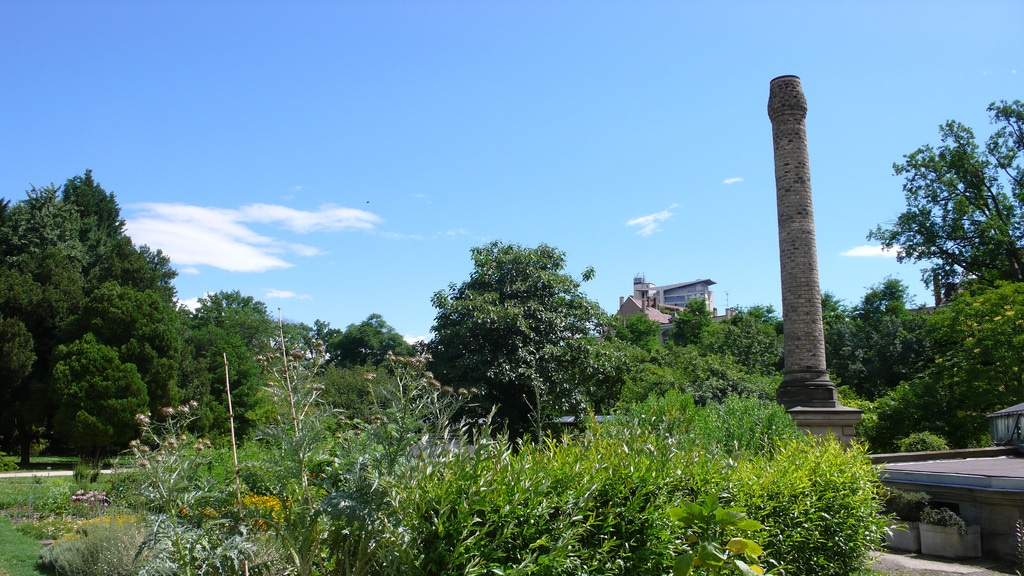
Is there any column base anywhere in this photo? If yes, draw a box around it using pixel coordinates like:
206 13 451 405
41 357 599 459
787 405 863 445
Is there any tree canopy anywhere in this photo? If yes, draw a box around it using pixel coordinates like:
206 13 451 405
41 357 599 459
869 100 1024 301
0 172 179 462
427 241 602 439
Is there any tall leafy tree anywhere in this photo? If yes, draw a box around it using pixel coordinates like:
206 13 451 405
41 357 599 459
427 241 602 439
869 100 1024 300
824 279 929 400
180 290 277 436
0 172 178 462
51 333 149 459
669 298 713 347
698 305 783 377
610 312 662 352
325 313 416 366
865 282 1024 450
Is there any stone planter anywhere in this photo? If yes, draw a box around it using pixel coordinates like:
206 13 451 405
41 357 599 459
920 523 982 558
885 521 921 552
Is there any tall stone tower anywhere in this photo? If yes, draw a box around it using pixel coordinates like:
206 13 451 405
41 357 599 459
768 75 861 442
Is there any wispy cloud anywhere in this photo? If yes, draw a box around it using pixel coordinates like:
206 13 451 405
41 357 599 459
265 289 311 300
723 177 743 185
627 204 679 236
125 202 381 273
841 245 896 258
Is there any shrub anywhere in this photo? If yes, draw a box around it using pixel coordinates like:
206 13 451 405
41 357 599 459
73 462 100 484
896 431 949 453
38 514 147 576
732 436 888 576
688 395 799 458
920 506 968 535
884 489 930 522
395 428 684 575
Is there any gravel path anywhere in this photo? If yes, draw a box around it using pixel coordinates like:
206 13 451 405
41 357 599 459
871 551 1017 575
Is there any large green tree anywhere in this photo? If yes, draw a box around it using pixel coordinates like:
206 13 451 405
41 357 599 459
864 282 1024 450
324 313 416 367
51 333 150 459
427 241 602 439
179 290 277 437
824 279 930 400
0 172 178 462
869 100 1024 300
668 298 713 347
610 312 662 352
698 305 783 377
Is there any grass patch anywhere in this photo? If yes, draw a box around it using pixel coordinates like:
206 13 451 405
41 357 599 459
0 514 49 576
15 456 80 472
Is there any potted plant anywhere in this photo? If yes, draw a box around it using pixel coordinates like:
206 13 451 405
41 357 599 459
883 489 930 552
919 506 982 558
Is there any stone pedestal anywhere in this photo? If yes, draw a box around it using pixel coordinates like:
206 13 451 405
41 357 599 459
787 405 863 445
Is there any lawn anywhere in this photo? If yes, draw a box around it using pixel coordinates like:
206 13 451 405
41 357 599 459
0 514 49 576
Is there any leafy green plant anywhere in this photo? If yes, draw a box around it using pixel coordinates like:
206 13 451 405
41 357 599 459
669 496 778 576
896 431 949 453
884 489 930 522
920 506 968 535
732 436 887 576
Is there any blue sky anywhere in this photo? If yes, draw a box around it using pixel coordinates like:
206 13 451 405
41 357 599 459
3 1 1021 341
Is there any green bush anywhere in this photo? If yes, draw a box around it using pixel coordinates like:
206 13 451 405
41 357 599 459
396 428 687 575
920 506 968 534
884 488 930 522
896 431 949 453
688 395 799 458
38 514 147 576
732 436 888 576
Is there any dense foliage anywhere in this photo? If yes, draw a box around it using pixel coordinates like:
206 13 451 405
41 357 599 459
427 241 604 439
17 364 886 576
0 172 179 463
869 100 1024 300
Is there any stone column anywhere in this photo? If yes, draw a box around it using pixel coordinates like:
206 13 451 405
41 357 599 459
768 75 861 442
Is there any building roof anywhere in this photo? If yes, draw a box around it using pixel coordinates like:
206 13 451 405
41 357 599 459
989 402 1024 417
655 279 717 292
618 296 673 324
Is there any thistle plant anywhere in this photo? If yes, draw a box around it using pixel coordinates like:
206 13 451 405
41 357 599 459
127 403 255 575
251 331 333 576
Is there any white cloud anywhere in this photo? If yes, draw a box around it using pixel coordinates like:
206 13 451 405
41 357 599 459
405 333 431 344
265 289 311 300
723 177 743 185
841 244 897 258
125 202 381 273
627 204 679 236
238 203 380 233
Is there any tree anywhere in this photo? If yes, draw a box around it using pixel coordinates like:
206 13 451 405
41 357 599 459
610 312 662 352
0 173 180 462
180 290 277 437
824 279 929 400
66 281 182 413
325 313 416 366
51 333 150 459
669 298 713 347
698 305 783 377
864 282 1024 450
869 100 1024 300
427 241 602 439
